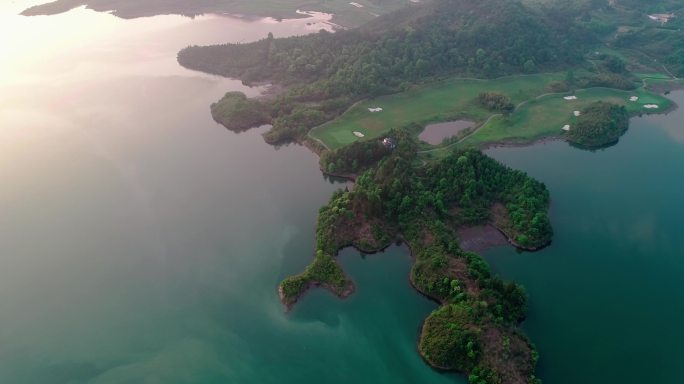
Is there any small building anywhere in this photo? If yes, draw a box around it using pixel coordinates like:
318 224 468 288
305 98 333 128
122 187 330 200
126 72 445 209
382 137 396 149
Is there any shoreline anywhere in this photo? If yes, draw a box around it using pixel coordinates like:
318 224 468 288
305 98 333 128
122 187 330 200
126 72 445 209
277 213 552 311
254 82 286 101
277 238 398 311
278 279 356 312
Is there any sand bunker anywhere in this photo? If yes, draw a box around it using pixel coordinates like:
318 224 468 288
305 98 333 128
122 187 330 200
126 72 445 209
368 107 383 112
644 104 659 109
562 125 571 131
564 96 578 101
573 111 581 116
349 2 364 8
353 131 365 137
630 96 639 102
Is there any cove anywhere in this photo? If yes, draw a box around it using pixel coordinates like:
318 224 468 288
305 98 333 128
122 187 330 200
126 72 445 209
287 246 459 383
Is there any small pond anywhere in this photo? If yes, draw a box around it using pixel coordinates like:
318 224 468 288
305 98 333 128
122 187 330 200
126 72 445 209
419 120 475 145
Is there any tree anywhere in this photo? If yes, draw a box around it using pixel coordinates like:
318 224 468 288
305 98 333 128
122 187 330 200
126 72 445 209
565 70 576 87
523 59 536 73
605 55 625 73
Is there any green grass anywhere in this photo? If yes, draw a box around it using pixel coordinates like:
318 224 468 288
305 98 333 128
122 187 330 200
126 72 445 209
310 71 676 153
309 73 565 149
458 87 672 147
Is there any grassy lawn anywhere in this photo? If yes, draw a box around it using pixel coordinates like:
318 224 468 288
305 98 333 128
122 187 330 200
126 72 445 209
458 87 673 147
309 73 564 149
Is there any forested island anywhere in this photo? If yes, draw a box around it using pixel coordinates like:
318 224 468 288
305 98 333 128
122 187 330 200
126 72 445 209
171 0 684 382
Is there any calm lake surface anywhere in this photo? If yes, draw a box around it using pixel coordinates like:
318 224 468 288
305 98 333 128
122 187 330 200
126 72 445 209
2 2 684 383
0 3 455 383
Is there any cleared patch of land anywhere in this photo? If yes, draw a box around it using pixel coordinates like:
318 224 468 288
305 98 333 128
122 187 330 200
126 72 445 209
456 225 508 254
309 73 565 149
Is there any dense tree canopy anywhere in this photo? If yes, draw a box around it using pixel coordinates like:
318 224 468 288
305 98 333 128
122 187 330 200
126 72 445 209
567 101 629 148
477 92 515 114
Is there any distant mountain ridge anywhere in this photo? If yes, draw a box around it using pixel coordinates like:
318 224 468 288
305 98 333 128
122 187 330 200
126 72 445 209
20 0 409 28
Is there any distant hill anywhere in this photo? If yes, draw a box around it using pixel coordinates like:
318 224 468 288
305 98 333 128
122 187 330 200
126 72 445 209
20 0 410 28
518 0 684 76
180 0 592 85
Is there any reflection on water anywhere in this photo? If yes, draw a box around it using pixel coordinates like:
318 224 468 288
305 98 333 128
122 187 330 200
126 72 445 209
0 4 457 383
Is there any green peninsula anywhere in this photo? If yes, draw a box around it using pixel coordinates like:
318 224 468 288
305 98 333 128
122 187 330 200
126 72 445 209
282 132 550 383
211 92 271 132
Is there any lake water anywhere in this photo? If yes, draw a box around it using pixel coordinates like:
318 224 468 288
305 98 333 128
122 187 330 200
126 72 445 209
2 2 684 383
419 120 474 145
0 3 455 383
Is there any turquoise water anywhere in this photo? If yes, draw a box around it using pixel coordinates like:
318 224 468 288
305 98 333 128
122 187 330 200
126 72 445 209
486 93 684 383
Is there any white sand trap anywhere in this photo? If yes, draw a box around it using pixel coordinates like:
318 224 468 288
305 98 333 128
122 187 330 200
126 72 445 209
353 131 365 137
630 96 639 102
573 111 581 116
644 104 659 109
349 2 364 8
564 96 578 101
368 107 383 112
562 125 571 131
